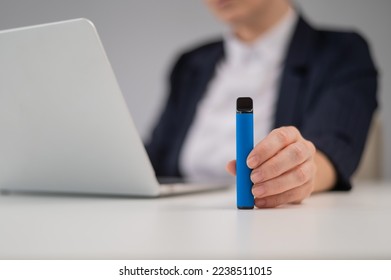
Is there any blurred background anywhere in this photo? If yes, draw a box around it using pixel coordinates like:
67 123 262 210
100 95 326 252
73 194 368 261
0 0 390 179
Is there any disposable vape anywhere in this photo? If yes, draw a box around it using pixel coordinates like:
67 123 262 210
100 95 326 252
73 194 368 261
236 97 254 209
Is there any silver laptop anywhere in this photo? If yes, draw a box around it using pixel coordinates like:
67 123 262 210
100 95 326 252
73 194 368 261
0 18 229 197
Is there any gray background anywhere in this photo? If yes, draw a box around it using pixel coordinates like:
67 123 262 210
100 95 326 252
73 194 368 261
0 0 390 178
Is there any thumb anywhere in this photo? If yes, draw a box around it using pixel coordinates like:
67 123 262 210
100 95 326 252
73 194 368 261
226 160 236 176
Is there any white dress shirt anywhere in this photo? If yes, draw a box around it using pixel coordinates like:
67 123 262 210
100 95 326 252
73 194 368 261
180 9 298 180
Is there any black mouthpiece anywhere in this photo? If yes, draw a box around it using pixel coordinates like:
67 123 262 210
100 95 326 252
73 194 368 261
236 97 253 113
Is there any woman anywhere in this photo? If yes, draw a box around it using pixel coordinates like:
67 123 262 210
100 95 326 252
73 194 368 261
146 0 378 208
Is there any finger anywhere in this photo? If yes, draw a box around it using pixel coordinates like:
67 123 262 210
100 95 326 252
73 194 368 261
252 160 314 198
247 126 301 169
226 160 236 176
250 140 315 183
254 182 313 208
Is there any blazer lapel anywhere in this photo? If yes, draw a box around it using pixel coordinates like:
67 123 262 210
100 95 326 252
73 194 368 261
173 42 224 175
274 16 317 128
189 43 224 106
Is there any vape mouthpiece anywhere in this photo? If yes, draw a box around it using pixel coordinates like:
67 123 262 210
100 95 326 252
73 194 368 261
236 97 253 113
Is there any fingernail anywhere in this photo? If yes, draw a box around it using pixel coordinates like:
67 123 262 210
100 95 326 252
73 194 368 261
252 186 265 197
247 155 259 168
256 199 266 208
250 171 263 183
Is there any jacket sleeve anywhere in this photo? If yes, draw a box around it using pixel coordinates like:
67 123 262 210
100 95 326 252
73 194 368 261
301 33 378 191
145 53 188 177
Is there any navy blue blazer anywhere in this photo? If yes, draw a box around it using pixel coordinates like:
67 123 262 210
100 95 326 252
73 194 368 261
146 16 378 191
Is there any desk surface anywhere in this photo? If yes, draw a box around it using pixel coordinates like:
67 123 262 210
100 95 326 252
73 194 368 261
1 181 390 259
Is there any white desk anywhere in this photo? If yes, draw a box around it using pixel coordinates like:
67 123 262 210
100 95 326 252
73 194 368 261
0 181 390 259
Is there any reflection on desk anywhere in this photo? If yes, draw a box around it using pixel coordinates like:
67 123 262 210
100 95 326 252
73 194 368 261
0 181 390 259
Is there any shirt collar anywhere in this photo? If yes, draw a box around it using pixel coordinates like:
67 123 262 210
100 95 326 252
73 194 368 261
224 8 298 66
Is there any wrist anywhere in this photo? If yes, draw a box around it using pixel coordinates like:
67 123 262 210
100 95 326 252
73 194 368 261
313 150 337 193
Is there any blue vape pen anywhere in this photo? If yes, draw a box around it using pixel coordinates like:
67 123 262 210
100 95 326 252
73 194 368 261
236 97 254 209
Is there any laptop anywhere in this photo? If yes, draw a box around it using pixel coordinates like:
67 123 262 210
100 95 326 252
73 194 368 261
0 18 229 197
